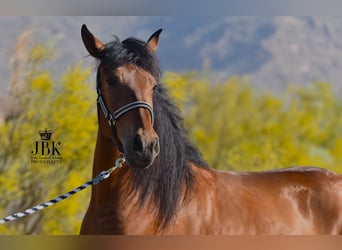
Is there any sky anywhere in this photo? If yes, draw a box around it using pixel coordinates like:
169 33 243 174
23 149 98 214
0 0 341 15
2 16 342 96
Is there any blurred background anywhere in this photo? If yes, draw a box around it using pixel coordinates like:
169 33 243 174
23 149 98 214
0 16 341 234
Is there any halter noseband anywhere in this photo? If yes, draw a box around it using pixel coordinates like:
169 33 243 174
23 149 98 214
97 94 154 127
96 70 154 151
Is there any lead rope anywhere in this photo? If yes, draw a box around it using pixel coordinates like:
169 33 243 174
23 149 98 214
0 156 126 225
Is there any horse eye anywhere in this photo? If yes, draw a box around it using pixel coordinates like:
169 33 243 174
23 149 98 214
152 85 158 91
107 75 119 86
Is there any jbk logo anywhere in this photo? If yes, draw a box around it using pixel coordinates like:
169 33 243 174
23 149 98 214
31 141 61 156
31 129 63 165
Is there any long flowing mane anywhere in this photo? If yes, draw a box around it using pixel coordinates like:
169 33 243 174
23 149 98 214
97 36 209 230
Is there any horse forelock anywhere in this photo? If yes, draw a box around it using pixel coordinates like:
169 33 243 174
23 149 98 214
98 36 161 81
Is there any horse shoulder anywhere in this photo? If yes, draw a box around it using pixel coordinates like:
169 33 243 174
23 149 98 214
165 163 218 234
172 164 249 234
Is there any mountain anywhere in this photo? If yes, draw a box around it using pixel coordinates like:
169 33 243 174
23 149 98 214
1 16 342 97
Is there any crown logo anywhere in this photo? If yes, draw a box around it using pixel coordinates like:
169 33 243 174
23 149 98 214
39 129 53 140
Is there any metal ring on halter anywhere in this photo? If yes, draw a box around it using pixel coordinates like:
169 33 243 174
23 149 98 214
108 114 116 127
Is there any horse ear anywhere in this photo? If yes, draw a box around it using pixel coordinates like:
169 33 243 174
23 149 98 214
81 24 104 59
147 29 162 53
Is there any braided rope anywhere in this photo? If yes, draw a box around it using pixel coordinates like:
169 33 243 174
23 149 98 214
0 156 125 225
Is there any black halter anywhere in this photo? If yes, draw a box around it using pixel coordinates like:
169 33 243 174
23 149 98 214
96 70 154 152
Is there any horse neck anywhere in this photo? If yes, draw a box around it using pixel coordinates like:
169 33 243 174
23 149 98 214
90 128 127 206
92 128 122 175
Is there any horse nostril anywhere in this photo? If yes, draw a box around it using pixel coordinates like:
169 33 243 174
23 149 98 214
152 137 160 155
133 134 144 153
133 134 159 158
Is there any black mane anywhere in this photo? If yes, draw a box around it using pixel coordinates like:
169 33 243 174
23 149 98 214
129 84 209 230
99 36 208 231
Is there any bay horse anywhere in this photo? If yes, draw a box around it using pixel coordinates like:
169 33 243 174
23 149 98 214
79 24 342 235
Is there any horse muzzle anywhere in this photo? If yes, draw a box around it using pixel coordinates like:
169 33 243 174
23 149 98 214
124 132 160 169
